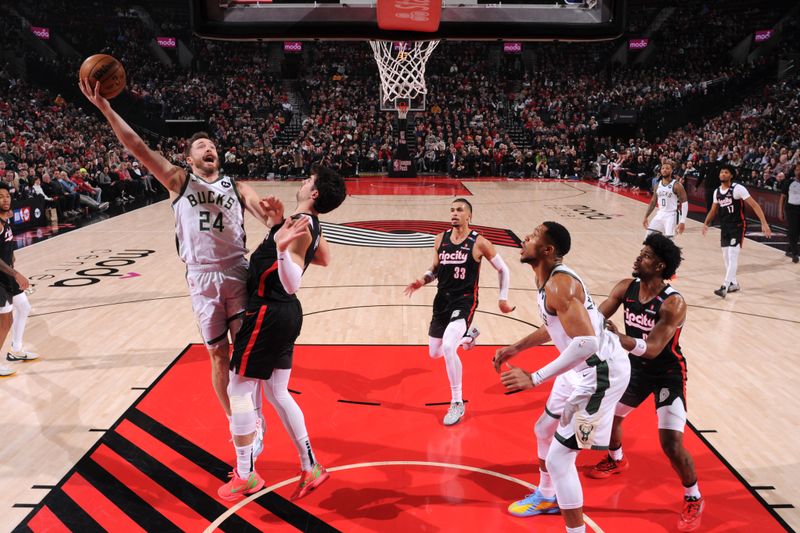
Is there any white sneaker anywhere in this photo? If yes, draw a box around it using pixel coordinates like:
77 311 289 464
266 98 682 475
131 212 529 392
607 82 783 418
7 350 39 362
443 402 465 426
459 326 480 351
0 364 17 377
727 283 740 293
253 417 264 459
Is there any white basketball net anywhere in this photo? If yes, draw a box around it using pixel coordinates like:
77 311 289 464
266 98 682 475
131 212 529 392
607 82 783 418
369 40 440 106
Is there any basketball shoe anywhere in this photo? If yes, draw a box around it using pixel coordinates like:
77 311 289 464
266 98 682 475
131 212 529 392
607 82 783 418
291 463 330 500
7 349 39 362
678 496 705 531
459 327 480 351
0 363 17 377
585 455 629 479
726 282 740 293
443 401 465 426
218 470 265 501
713 285 727 298
508 488 559 517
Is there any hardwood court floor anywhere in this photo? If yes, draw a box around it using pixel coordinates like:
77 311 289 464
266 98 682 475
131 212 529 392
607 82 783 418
2 177 798 531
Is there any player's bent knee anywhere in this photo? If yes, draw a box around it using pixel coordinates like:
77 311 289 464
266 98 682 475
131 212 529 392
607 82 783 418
229 394 257 435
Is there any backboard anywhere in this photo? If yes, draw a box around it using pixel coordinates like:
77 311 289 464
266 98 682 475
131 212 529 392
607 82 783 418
192 0 627 42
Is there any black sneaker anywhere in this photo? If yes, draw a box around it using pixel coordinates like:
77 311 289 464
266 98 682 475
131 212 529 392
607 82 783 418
793 256 799 264
713 285 727 298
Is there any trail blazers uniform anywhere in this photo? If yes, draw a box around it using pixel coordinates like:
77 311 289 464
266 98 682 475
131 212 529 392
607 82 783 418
428 229 481 338
173 173 248 345
619 279 687 416
713 183 749 248
230 214 322 379
0 216 20 312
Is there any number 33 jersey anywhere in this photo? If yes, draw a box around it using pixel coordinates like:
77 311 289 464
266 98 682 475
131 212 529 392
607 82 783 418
436 229 481 295
172 173 247 267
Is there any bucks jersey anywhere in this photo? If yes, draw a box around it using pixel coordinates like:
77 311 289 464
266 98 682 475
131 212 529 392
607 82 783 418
537 264 623 367
656 179 679 214
172 173 247 267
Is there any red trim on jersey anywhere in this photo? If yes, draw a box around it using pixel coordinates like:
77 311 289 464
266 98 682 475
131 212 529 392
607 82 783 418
671 326 687 403
239 305 267 374
467 272 480 323
257 262 278 298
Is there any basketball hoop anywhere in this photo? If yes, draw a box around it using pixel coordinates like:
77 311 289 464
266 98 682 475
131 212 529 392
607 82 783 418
369 40 440 111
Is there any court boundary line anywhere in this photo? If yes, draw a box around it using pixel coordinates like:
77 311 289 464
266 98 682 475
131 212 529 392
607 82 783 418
203 460 605 533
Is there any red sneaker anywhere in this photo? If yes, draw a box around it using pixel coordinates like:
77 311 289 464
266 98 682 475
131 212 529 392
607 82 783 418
585 455 629 479
678 496 705 531
218 470 265 501
291 463 330 500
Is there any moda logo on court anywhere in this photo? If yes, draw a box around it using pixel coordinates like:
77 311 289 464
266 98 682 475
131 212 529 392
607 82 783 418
29 249 156 288
320 220 521 249
545 205 622 220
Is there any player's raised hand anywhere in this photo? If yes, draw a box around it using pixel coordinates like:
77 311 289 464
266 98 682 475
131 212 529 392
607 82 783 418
500 363 534 391
78 79 111 114
498 300 515 313
403 279 423 297
275 215 310 252
260 196 284 225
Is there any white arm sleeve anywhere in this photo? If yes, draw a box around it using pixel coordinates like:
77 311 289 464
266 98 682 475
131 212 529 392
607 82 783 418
679 201 689 223
488 254 511 300
277 250 303 295
531 335 599 386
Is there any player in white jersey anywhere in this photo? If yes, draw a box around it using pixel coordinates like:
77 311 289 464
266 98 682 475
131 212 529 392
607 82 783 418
493 222 631 533
80 80 272 418
643 162 689 240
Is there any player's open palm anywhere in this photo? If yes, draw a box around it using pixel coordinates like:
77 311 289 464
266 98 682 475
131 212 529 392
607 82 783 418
78 79 111 114
260 196 284 226
275 215 310 252
403 279 423 297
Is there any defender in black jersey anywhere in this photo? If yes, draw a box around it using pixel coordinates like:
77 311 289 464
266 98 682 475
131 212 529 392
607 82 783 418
702 164 772 298
220 166 346 502
588 234 705 531
404 198 514 426
0 186 35 377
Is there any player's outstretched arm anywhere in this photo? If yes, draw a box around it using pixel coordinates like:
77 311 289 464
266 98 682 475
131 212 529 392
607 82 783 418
493 327 552 374
701 203 719 236
78 79 184 193
478 236 515 313
675 182 689 235
236 182 270 226
500 275 597 390
744 196 773 238
598 278 631 319
614 295 686 359
404 232 442 296
275 216 313 295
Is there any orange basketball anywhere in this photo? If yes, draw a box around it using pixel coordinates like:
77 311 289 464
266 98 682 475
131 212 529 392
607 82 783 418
79 54 126 99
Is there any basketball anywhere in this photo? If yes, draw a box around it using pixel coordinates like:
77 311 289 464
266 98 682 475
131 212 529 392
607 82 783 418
79 54 126 99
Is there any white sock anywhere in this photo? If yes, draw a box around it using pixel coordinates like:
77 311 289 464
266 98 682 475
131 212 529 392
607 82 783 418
566 526 586 533
442 320 467 403
539 470 556 498
235 444 254 479
724 246 740 285
297 435 315 471
684 481 701 499
264 369 316 472
609 446 623 461
11 292 31 352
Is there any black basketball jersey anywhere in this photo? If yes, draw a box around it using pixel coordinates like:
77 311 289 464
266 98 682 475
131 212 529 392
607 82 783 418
436 229 481 296
0 216 17 286
622 279 685 374
247 213 321 303
715 183 746 230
